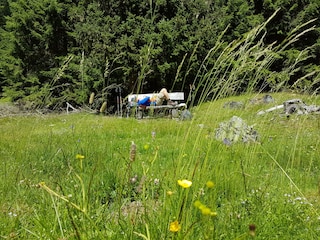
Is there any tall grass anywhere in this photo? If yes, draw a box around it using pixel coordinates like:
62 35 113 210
1 93 320 239
188 9 318 109
1 11 320 240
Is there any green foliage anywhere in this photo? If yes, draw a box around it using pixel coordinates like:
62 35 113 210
261 0 320 92
0 0 69 103
0 0 10 27
0 0 319 107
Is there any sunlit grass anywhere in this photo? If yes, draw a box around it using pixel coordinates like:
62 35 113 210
1 92 320 239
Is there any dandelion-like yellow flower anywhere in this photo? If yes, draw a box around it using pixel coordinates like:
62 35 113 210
76 154 85 159
194 200 202 208
167 191 174 196
169 220 181 232
206 181 215 188
201 207 212 215
194 200 217 217
177 179 192 188
198 204 205 210
210 211 217 217
76 154 85 170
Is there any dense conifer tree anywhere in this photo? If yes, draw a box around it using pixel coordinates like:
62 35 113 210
0 0 319 108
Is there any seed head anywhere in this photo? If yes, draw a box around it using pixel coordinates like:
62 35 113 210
89 92 95 104
249 224 256 237
100 102 107 113
130 141 137 162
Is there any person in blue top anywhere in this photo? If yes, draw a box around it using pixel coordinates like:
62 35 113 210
137 88 176 108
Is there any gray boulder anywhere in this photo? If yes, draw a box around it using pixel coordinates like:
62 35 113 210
215 116 259 145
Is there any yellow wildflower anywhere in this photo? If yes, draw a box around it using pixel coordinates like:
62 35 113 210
194 200 202 208
206 181 214 188
167 191 174 196
169 220 181 232
210 211 217 217
194 200 217 217
76 154 85 159
76 154 85 169
198 204 204 209
201 206 212 215
177 179 192 188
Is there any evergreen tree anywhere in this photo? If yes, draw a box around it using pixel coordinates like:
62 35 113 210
0 0 10 94
1 0 68 106
0 0 10 27
0 0 319 107
261 0 320 91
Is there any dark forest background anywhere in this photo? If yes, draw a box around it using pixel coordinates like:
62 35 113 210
0 0 319 110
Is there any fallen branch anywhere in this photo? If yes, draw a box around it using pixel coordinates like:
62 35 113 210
66 102 78 114
257 105 283 115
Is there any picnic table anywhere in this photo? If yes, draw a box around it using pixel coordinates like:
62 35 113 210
127 92 187 119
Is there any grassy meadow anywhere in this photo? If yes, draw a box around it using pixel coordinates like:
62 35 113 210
1 92 320 239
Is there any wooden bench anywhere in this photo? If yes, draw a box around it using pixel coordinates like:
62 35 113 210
127 92 187 119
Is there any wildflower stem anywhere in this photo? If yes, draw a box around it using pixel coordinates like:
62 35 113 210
39 182 85 213
75 173 87 213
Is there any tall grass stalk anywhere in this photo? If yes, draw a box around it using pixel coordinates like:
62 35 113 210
39 54 73 108
50 194 64 238
171 52 188 92
136 42 153 94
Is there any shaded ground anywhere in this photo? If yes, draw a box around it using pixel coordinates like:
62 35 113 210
0 102 44 117
0 102 22 116
0 102 96 117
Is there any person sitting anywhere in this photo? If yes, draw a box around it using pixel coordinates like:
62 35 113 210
137 88 177 108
